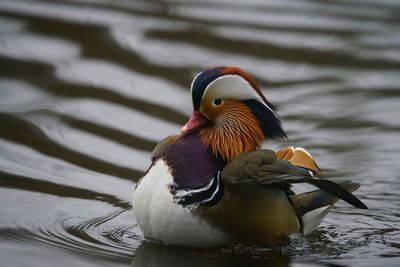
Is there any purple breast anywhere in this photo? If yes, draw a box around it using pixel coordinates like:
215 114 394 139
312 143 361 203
163 133 225 189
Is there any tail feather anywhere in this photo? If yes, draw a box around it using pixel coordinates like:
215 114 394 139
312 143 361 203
301 206 331 235
304 179 367 209
290 179 364 235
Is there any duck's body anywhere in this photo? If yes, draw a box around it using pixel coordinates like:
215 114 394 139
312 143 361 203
133 158 232 247
133 133 300 246
133 133 232 247
132 66 367 247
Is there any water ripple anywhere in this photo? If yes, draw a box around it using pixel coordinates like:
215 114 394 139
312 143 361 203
0 0 399 266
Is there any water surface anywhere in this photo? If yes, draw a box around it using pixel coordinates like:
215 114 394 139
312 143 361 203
0 0 399 266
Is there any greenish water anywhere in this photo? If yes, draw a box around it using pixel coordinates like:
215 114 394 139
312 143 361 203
0 0 399 266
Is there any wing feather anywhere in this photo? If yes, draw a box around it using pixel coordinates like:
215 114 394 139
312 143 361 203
222 150 367 209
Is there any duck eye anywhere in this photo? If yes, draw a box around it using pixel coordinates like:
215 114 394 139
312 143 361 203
213 98 223 106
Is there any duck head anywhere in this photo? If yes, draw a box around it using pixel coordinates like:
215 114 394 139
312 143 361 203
182 66 287 162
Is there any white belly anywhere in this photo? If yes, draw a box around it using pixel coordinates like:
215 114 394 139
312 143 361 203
132 159 231 247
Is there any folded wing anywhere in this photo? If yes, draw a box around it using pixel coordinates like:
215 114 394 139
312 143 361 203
221 149 367 235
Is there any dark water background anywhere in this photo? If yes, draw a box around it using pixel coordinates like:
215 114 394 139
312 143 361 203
0 0 399 266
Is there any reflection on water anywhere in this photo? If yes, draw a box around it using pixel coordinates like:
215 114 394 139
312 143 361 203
131 242 292 267
0 0 400 266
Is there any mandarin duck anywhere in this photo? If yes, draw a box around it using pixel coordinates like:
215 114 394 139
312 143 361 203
132 66 367 247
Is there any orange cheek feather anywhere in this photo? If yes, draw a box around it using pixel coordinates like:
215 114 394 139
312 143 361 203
200 101 264 162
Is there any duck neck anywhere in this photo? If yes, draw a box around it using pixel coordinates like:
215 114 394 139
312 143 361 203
199 107 264 162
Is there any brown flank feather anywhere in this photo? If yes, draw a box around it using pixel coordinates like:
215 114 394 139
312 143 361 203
200 102 264 162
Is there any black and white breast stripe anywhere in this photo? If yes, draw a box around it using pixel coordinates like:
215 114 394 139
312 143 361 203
172 172 224 208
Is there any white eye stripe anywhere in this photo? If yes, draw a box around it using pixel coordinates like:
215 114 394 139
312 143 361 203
190 71 203 92
203 75 259 101
202 74 277 115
